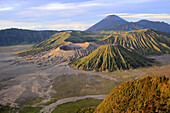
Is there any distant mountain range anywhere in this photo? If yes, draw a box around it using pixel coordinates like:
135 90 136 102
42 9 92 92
0 28 58 46
86 15 170 32
86 15 128 31
1 15 170 46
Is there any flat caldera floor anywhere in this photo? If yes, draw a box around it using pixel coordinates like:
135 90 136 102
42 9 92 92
0 45 169 113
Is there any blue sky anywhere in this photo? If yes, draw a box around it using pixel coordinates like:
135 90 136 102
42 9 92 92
0 0 169 30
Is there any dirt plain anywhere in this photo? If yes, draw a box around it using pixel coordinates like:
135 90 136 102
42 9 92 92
0 45 169 113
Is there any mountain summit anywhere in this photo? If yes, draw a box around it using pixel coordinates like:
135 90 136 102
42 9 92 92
86 15 128 31
86 15 170 32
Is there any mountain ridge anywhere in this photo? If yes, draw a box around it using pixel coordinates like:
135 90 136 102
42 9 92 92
86 15 170 32
19 29 170 56
97 29 170 55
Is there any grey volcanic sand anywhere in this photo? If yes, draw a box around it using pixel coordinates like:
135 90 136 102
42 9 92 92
0 53 115 108
0 53 169 112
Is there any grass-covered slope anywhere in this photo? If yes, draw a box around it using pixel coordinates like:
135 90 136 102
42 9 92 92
19 29 170 56
18 31 72 56
18 31 104 56
70 45 156 72
0 28 57 46
97 29 170 55
94 75 170 113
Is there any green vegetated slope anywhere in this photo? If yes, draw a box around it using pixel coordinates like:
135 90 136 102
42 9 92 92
78 75 170 113
19 29 170 56
18 31 106 56
18 31 72 56
0 105 41 113
97 29 170 55
0 105 18 113
0 28 57 46
70 45 156 72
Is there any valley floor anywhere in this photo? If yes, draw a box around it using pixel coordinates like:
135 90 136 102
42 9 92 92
0 45 169 113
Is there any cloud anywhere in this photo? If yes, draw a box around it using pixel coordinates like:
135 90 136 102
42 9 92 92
118 0 153 4
0 20 38 29
31 2 102 10
120 13 170 19
0 7 13 11
0 20 92 30
110 13 170 24
0 0 169 30
46 23 92 30
30 0 152 11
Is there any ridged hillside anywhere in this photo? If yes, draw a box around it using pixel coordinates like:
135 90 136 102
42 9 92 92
97 29 170 55
19 29 170 56
70 45 156 72
18 31 104 56
19 31 72 56
93 75 170 113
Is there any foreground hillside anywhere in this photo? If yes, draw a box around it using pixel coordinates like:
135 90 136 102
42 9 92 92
70 45 156 72
19 29 170 57
0 28 57 46
78 75 170 113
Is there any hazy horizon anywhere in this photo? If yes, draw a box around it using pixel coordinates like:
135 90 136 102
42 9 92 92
0 0 170 31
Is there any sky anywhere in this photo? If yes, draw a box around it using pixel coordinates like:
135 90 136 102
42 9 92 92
0 0 169 31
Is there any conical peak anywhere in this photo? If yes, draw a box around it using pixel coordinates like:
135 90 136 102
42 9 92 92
70 44 155 72
104 15 124 20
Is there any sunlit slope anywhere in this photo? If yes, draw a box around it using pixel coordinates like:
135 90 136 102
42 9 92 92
97 29 170 55
19 29 170 56
94 75 170 113
19 31 72 56
18 31 104 56
70 45 156 72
